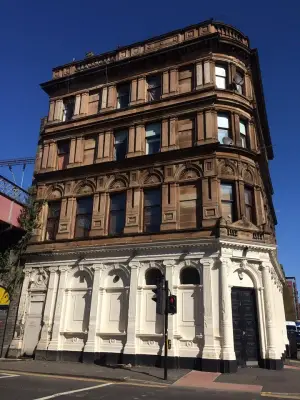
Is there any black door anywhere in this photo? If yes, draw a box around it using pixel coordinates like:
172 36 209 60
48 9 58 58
231 288 260 366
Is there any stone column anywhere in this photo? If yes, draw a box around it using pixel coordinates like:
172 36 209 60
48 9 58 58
48 101 55 122
54 99 63 121
36 267 59 357
84 265 103 356
48 266 69 354
201 258 218 361
261 262 279 360
220 257 235 361
196 62 203 89
124 262 140 361
80 92 89 115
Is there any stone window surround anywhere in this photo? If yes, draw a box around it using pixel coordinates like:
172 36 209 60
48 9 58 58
38 109 256 172
46 57 252 124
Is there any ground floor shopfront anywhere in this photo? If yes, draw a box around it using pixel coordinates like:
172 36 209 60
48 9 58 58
8 239 288 373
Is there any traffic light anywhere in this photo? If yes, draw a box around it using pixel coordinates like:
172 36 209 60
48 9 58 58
152 281 165 315
167 295 177 315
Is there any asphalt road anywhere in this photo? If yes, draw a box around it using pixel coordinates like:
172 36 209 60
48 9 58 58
0 372 289 399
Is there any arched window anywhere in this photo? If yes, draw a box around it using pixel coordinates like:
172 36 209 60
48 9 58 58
145 268 163 286
180 267 200 285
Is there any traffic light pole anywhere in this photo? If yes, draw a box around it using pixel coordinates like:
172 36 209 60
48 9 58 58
164 280 168 381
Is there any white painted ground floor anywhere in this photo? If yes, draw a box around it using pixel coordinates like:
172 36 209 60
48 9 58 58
8 238 288 372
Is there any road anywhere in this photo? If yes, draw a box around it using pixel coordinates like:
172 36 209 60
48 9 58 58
0 371 290 400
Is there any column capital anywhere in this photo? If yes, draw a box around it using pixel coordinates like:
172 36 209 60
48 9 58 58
260 262 271 272
200 258 214 268
49 266 59 274
59 265 70 273
129 262 140 270
163 259 176 267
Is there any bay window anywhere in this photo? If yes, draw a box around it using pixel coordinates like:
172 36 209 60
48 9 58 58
244 187 255 223
221 183 235 223
215 65 227 89
217 113 231 144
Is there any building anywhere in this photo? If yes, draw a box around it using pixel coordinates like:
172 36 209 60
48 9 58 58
8 20 288 372
0 175 28 357
284 277 299 321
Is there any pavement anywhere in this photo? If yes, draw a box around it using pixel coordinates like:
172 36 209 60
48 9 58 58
2 359 300 398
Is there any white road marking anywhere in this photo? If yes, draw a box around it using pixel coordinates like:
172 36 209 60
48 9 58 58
32 382 113 399
0 373 20 379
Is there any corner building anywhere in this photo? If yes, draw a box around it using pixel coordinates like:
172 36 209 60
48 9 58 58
9 20 288 372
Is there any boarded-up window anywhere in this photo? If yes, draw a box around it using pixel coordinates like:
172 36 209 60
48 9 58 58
88 90 101 115
83 137 96 165
179 184 200 229
178 65 194 93
178 117 194 149
57 141 70 170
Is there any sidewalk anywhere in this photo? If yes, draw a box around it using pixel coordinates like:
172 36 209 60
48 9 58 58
0 359 188 384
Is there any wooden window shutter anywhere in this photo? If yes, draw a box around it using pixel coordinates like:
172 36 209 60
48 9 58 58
178 117 194 148
83 137 96 165
178 66 193 93
179 184 198 229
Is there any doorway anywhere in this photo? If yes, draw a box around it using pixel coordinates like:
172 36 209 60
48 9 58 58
231 287 260 366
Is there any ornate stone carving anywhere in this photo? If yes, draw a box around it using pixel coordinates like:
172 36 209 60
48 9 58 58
30 268 49 289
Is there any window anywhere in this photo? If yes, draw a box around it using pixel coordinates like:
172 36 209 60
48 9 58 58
178 117 195 149
221 183 235 223
179 184 200 229
88 89 102 114
62 98 75 121
145 268 163 286
144 188 161 233
215 65 227 89
45 202 61 241
109 192 126 235
244 187 254 223
235 71 244 95
57 141 70 170
178 65 194 93
146 123 161 155
147 75 161 102
75 197 93 238
83 137 96 165
180 267 200 285
239 120 247 148
117 83 130 109
114 130 128 161
217 113 231 144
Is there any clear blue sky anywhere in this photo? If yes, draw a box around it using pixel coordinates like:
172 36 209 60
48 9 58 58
1 1 299 279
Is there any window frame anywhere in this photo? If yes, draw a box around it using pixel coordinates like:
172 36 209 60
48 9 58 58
114 130 128 161
239 119 248 148
117 83 131 109
217 113 231 144
147 75 162 102
62 97 75 121
45 201 61 241
244 186 255 223
145 122 161 155
220 182 236 223
143 188 162 233
235 70 245 95
108 191 126 235
215 64 227 89
57 140 70 170
74 196 94 238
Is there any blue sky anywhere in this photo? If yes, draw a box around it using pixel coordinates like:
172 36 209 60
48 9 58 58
1 1 299 279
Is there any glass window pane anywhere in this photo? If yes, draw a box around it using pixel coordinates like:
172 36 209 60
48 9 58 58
147 138 160 154
48 202 61 218
114 130 128 144
221 184 233 201
245 189 253 206
144 189 161 206
146 123 161 137
240 134 246 148
240 121 246 135
217 114 229 128
110 192 126 211
109 210 125 235
216 76 226 89
147 76 160 89
77 197 93 214
215 66 226 77
218 128 229 143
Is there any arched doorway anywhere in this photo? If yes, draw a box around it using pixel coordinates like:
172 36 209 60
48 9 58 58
0 286 10 355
